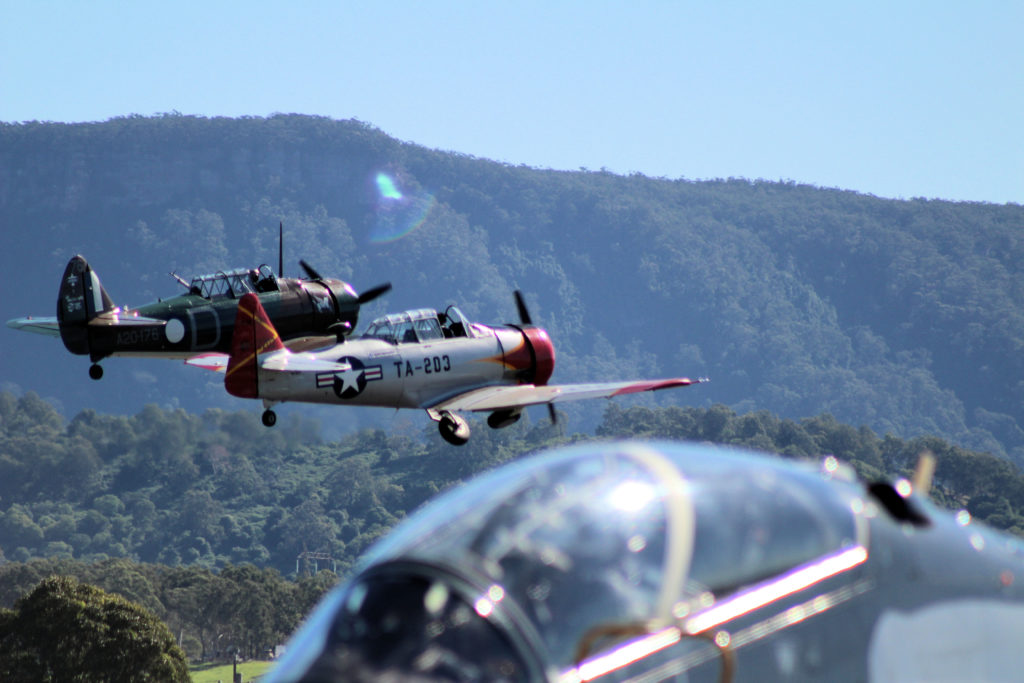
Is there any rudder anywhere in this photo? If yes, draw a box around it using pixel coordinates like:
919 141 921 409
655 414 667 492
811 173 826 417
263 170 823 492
225 293 285 399
56 255 114 356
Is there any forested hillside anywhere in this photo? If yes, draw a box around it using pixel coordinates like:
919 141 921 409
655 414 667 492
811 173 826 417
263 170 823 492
4 391 1024 581
1 115 1022 460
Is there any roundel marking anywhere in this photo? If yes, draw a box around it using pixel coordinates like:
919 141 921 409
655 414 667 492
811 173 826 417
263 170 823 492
333 356 368 399
165 318 186 344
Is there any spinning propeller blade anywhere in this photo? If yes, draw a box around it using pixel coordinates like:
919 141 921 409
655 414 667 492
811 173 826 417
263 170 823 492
514 290 533 326
299 260 323 281
357 282 392 305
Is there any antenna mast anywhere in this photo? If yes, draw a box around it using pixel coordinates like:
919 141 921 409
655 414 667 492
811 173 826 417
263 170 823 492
278 221 284 277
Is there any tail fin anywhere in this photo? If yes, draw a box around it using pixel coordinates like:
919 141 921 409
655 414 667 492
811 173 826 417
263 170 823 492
225 293 285 399
56 255 115 355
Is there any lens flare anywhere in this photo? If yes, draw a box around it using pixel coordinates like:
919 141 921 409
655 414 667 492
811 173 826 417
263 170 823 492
376 173 403 200
369 172 436 243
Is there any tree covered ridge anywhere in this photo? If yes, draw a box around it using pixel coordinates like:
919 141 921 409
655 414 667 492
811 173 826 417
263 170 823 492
1 114 1022 459
4 390 1024 585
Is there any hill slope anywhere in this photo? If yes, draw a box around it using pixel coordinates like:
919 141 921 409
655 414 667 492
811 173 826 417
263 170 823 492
1 114 1021 458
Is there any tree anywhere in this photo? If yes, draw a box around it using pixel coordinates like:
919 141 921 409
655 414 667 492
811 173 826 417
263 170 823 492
0 576 189 682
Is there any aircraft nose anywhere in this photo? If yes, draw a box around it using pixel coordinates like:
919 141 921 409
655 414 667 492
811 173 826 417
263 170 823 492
523 326 555 385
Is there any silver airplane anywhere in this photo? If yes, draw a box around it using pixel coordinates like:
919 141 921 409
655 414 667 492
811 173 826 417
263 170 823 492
188 292 705 444
264 440 1024 682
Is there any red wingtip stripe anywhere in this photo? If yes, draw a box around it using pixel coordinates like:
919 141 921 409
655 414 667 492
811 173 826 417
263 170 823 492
611 378 698 397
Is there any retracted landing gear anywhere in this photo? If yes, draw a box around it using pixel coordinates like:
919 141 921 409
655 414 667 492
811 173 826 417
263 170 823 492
261 401 279 427
88 364 104 380
428 409 470 446
487 408 522 430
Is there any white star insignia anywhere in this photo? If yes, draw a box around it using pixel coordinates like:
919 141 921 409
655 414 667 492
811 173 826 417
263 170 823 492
336 367 364 393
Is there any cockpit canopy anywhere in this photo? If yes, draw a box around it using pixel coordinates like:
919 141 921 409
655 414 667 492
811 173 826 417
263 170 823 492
268 442 864 682
363 305 473 343
188 265 277 299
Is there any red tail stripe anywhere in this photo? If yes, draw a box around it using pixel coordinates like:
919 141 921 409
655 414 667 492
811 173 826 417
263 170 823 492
225 294 283 399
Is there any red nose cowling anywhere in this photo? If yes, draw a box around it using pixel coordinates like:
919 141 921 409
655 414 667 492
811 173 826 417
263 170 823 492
521 326 555 386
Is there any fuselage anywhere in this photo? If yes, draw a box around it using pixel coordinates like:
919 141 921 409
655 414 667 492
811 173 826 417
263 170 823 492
56 256 361 361
256 323 549 410
98 278 353 358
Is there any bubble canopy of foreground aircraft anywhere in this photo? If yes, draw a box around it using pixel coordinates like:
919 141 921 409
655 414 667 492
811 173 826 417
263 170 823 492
266 441 1024 682
189 292 705 444
6 253 391 379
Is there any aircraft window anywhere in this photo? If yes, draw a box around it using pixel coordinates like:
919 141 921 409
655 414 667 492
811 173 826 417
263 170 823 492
443 306 471 338
365 310 444 344
396 322 417 343
414 318 443 341
210 276 231 299
255 264 278 292
348 442 861 671
189 270 259 299
685 466 855 595
228 273 254 296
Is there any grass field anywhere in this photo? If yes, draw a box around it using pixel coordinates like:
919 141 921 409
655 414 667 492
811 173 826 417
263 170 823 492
190 660 275 683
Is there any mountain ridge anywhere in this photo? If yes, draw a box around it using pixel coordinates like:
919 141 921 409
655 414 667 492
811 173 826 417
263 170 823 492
1 114 1021 459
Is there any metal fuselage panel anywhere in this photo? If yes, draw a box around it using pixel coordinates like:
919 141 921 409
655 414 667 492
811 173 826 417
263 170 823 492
84 279 356 359
257 327 526 409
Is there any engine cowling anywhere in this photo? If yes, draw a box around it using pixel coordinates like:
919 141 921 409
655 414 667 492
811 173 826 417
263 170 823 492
503 325 555 386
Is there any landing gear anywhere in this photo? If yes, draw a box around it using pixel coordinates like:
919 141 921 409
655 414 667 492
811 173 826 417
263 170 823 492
438 412 470 446
487 409 522 430
89 364 103 380
262 409 277 427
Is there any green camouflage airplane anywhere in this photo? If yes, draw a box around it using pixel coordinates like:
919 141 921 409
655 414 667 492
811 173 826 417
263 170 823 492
7 251 390 380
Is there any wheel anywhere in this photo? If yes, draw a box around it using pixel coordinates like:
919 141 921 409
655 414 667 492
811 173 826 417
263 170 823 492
262 409 277 427
438 413 470 446
89 364 103 380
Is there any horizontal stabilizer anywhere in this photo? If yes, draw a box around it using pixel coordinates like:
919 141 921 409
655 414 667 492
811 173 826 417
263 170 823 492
185 353 230 373
7 316 61 337
86 310 168 328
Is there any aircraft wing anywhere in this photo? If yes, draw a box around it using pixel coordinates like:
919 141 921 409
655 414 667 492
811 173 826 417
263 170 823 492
260 352 352 373
6 316 61 337
430 378 705 413
283 335 338 353
184 351 351 374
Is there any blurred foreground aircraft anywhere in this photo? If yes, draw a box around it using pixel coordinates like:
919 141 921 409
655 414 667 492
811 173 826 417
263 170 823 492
266 441 1024 682
7 249 390 379
189 292 704 444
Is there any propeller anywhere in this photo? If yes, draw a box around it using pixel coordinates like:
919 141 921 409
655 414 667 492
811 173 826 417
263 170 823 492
514 290 533 325
301 259 391 305
299 259 323 281
514 290 557 425
357 282 392 305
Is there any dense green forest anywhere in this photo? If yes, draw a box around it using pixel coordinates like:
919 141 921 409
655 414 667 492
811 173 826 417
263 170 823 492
5 390 1024 663
2 115 1022 462
4 389 1024 580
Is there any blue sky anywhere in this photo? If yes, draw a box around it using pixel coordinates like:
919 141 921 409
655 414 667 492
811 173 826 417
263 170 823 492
2 1 1021 204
